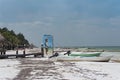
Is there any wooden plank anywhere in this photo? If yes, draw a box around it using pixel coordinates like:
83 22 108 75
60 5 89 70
0 52 42 59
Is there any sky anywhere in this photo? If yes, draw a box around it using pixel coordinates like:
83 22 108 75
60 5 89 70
0 0 120 47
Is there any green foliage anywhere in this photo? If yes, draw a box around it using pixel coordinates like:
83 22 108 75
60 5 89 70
17 33 29 45
0 27 29 46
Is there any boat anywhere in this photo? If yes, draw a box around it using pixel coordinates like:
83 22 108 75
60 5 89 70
57 56 111 62
110 56 120 62
69 52 101 57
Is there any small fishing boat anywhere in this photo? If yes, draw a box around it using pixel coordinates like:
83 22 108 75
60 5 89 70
110 56 120 62
57 56 111 62
69 52 101 57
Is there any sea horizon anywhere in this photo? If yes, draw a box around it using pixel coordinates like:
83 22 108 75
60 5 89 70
55 46 120 52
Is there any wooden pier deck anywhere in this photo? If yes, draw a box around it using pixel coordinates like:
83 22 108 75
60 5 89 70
0 51 43 59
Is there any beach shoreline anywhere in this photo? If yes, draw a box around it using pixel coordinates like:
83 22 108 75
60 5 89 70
0 48 120 80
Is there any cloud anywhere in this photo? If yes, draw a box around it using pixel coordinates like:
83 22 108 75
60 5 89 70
1 15 120 46
1 0 120 46
109 16 120 27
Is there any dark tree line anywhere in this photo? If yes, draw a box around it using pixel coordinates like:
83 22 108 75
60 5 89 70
0 27 30 49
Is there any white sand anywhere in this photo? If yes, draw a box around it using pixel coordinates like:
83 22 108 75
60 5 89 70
0 59 20 80
26 57 120 80
1 49 120 80
0 58 120 80
51 62 120 80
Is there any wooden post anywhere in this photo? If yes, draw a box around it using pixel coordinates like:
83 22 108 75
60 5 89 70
23 50 25 58
3 50 6 55
41 44 44 57
16 50 18 58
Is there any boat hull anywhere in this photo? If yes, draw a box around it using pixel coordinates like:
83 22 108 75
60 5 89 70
69 53 101 57
57 56 111 62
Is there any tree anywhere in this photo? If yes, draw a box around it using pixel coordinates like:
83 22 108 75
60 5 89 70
0 27 30 49
17 33 29 45
2 27 8 32
10 30 16 36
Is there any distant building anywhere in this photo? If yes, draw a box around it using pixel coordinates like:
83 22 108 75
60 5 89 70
0 33 11 50
0 33 5 42
0 33 5 52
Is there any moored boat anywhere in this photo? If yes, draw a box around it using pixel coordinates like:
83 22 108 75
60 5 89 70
110 56 120 62
69 52 101 57
57 56 111 62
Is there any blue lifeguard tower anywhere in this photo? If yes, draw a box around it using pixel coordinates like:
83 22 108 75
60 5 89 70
42 35 54 54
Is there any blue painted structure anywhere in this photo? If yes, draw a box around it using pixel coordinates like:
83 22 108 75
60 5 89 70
42 35 54 48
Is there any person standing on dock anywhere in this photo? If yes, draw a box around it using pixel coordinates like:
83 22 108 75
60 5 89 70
44 39 48 55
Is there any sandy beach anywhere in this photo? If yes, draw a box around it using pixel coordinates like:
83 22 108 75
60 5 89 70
0 48 120 80
1 0 120 80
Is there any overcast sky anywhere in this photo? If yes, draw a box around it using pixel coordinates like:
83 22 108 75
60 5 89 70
0 0 120 47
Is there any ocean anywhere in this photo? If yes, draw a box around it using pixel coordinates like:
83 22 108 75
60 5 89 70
80 46 120 52
55 46 120 57
58 46 120 52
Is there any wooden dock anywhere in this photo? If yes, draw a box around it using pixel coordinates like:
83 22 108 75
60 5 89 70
0 50 43 59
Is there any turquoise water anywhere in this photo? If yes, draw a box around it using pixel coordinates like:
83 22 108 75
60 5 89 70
84 46 120 52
